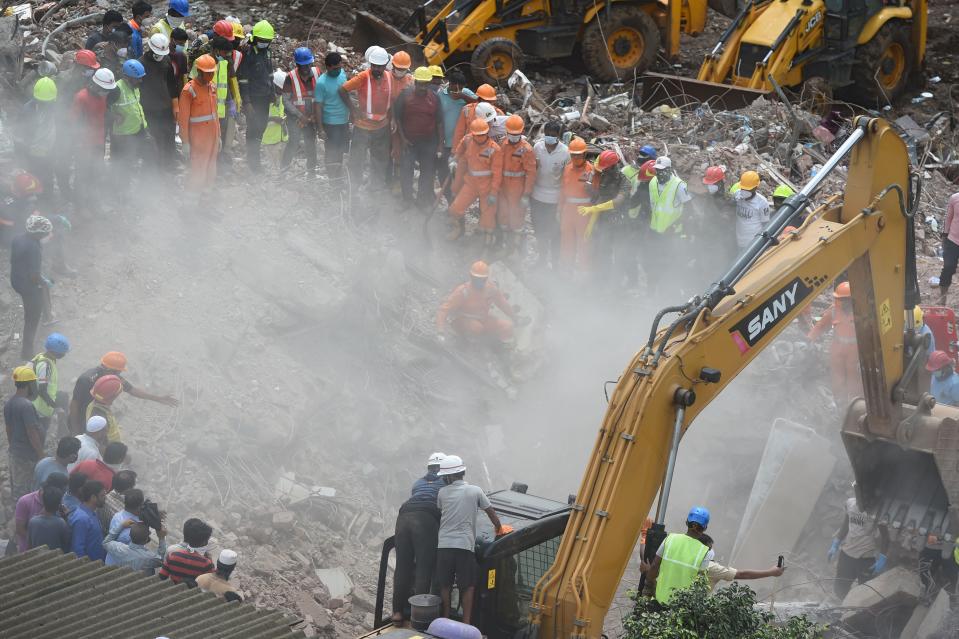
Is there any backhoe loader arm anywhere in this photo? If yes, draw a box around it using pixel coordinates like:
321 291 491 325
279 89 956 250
527 117 915 639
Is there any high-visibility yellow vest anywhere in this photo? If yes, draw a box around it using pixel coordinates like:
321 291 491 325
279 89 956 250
649 175 684 234
655 533 710 604
30 353 58 418
215 58 228 119
621 165 642 219
112 79 147 135
87 401 121 443
262 98 287 146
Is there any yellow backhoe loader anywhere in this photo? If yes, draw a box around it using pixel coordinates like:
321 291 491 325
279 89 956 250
352 0 740 85
642 0 927 108
360 117 954 639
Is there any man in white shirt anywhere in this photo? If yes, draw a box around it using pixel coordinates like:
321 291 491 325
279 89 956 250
734 170 771 248
69 415 108 471
530 121 569 269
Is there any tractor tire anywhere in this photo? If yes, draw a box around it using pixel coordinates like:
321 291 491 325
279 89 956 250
471 38 524 86
581 5 660 83
850 21 913 106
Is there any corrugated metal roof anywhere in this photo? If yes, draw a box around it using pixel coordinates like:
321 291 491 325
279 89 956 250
0 548 306 639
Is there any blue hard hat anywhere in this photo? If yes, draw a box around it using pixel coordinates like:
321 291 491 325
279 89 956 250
639 144 658 159
44 332 70 356
687 506 710 529
122 59 146 79
169 0 190 17
294 47 315 66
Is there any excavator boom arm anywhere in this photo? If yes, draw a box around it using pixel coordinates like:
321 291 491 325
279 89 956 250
528 118 915 639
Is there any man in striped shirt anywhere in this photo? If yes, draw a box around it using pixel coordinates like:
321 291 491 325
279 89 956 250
159 517 214 586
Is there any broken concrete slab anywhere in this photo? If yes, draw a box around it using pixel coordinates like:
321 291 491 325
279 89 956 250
841 566 921 628
315 566 353 599
351 585 375 613
295 590 333 631
272 511 296 532
916 588 950 639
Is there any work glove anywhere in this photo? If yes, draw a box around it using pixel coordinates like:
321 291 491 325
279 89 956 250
827 538 840 562
578 200 615 217
495 524 514 537
487 194 497 206
42 276 54 287
871 553 887 574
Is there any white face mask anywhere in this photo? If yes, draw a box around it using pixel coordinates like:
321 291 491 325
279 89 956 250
706 183 719 194
507 134 521 144
117 48 128 59
167 15 184 28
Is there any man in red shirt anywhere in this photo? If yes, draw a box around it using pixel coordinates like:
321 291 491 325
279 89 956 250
71 68 116 215
339 46 392 194
394 67 443 208
159 517 215 586
69 441 127 491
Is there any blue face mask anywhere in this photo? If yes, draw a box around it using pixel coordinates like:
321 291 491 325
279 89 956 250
256 42 270 50
544 135 557 145
327 67 341 77
175 44 185 53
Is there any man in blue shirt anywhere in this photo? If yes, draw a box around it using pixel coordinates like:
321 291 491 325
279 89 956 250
128 2 153 59
927 350 959 406
436 70 476 203
68 479 107 561
390 452 446 623
312 51 350 183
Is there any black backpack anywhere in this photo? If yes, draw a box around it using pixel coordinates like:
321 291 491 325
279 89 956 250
140 499 163 531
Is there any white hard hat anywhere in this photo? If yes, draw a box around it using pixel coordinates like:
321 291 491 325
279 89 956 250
368 46 390 66
92 67 116 90
475 102 497 123
272 69 287 89
653 156 671 170
437 454 466 476
148 32 170 56
427 452 446 466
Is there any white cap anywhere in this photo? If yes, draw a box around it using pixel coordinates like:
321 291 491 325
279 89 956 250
92 68 116 90
427 452 446 466
368 46 390 66
148 33 170 56
437 454 466 476
272 69 287 89
86 415 107 433
218 549 238 566
475 102 497 123
653 156 671 170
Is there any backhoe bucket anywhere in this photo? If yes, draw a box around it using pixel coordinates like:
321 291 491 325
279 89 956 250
638 72 769 111
351 11 426 66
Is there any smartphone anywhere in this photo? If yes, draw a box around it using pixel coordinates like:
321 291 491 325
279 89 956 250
777 555 784 568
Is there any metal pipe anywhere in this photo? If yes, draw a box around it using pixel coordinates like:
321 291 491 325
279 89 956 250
799 124 866 198
655 403 686 524
42 12 101 58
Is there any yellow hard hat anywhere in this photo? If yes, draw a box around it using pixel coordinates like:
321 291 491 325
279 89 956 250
232 22 245 38
429 65 444 78
413 66 432 82
12 366 37 383
912 306 924 325
739 171 761 190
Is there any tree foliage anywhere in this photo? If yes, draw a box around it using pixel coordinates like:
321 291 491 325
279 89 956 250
624 578 825 639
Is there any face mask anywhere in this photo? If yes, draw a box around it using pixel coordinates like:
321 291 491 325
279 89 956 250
508 134 521 144
327 67 341 77
658 169 672 181
175 44 185 53
256 41 270 49
371 67 384 79
706 183 719 194
167 15 184 28
472 278 487 289
473 134 488 145
153 52 165 61
393 69 407 78
83 68 95 78
117 47 128 59
544 135 557 145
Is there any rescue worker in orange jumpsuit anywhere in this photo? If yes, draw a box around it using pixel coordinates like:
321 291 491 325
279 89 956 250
436 261 515 344
493 114 536 256
559 137 595 272
448 118 501 243
808 281 862 408
388 51 415 186
177 54 220 190
451 84 501 152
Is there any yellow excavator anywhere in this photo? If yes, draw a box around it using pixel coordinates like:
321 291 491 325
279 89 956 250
362 117 956 639
642 0 927 108
352 0 740 85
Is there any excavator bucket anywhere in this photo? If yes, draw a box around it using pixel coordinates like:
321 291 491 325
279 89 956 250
637 72 769 111
351 10 426 66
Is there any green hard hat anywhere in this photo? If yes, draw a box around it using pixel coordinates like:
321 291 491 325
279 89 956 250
251 20 275 40
773 184 796 199
33 77 57 102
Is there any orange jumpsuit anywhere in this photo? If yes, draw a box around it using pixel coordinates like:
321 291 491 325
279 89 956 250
450 135 501 231
493 137 537 231
451 102 504 161
177 78 220 190
436 281 514 342
808 300 861 406
559 160 595 270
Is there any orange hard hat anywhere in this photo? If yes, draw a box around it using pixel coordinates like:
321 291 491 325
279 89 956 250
568 137 587 155
833 281 851 299
778 225 797 240
703 165 726 185
12 172 42 198
91 374 124 404
195 54 217 73
476 84 496 101
505 114 524 134
100 351 128 372
213 19 236 41
927 350 954 372
470 260 490 278
597 149 619 171
470 117 490 136
638 159 656 182
391 51 411 69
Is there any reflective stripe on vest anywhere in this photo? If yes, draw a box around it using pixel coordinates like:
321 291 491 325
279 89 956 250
30 353 58 418
190 113 216 123
215 58 229 119
231 49 243 73
470 170 492 177
112 79 147 135
289 67 320 112
503 171 526 177
654 533 709 604
365 70 391 121
649 175 684 234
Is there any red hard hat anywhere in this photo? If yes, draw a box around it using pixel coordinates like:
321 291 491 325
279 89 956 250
703 165 726 185
926 350 953 372
213 19 236 41
833 281 851 299
597 150 619 171
91 374 124 404
75 49 100 69
638 159 656 182
11 172 42 198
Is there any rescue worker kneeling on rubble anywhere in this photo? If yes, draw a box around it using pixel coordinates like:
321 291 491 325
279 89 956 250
436 261 515 344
